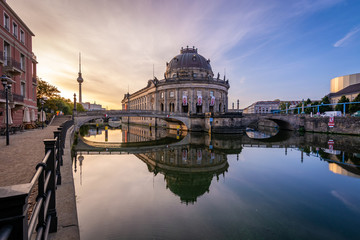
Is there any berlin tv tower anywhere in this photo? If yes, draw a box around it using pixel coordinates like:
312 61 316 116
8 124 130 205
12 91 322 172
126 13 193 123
77 53 84 103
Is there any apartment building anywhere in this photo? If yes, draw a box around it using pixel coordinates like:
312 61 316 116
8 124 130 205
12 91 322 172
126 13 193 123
0 0 37 129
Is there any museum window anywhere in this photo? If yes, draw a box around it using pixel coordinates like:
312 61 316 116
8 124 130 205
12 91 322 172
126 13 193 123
160 103 164 112
169 103 174 112
169 91 174 98
210 91 214 97
161 92 164 99
209 106 214 113
4 13 9 31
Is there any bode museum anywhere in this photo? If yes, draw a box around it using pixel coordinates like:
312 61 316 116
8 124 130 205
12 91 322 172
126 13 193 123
121 46 230 128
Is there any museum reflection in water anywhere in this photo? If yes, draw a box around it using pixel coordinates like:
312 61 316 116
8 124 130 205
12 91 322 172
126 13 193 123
75 124 360 204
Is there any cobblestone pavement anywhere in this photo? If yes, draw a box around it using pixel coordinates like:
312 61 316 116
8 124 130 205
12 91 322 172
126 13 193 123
0 115 80 239
0 116 71 187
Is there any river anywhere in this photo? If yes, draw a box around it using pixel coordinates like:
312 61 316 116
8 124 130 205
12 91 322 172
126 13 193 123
73 124 360 240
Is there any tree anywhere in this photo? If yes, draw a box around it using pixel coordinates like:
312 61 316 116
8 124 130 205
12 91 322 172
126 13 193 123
36 78 60 100
76 103 85 112
335 95 349 112
37 79 86 116
319 95 332 113
349 93 360 113
279 102 287 111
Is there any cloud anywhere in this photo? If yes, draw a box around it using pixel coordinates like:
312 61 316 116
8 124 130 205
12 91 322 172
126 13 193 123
333 25 360 47
8 0 349 109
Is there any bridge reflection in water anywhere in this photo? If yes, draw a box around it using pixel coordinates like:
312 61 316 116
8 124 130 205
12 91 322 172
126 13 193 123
73 123 360 240
74 123 360 204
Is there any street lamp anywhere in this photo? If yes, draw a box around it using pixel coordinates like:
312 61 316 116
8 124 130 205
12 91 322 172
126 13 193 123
1 75 12 145
40 96 47 129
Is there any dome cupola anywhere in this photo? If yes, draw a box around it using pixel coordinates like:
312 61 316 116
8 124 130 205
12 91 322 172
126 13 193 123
165 46 214 80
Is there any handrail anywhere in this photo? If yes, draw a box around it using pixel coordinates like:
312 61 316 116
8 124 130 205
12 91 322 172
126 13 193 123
0 225 12 240
0 119 74 240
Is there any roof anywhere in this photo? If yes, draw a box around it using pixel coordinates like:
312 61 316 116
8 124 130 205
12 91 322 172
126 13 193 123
329 83 360 97
165 47 212 73
0 0 35 36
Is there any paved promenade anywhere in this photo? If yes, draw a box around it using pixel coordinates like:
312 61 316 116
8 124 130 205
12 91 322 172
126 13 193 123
0 116 80 239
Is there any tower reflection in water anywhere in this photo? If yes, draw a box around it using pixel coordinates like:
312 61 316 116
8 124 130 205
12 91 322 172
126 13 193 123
75 123 360 204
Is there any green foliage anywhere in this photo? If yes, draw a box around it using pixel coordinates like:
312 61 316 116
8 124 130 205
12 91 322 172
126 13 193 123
279 102 287 111
42 97 74 115
76 103 85 112
36 78 60 100
37 79 86 115
319 95 332 113
349 93 360 113
335 95 349 112
79 125 89 137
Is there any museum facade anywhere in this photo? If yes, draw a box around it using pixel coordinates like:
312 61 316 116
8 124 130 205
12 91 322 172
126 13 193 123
121 47 230 126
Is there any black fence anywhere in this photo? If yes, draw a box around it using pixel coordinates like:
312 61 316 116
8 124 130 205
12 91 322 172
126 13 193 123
0 120 73 240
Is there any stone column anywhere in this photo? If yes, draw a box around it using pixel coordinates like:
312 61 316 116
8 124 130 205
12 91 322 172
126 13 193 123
190 89 194 114
164 90 167 112
176 88 179 112
155 90 158 111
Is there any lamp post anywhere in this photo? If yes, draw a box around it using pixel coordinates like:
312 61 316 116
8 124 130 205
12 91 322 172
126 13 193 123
40 97 47 129
1 75 12 145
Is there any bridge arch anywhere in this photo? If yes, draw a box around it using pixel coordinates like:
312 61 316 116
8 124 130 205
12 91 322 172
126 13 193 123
74 110 190 130
266 118 294 131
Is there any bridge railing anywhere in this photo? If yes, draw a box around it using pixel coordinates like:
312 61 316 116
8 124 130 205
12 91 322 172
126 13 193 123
76 110 191 117
0 120 73 240
274 101 360 116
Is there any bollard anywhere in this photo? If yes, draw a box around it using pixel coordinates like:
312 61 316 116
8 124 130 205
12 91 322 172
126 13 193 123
54 131 62 185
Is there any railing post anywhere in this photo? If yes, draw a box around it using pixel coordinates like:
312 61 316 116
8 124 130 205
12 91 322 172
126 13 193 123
43 139 58 233
58 127 65 165
0 183 31 240
53 131 62 185
36 163 45 237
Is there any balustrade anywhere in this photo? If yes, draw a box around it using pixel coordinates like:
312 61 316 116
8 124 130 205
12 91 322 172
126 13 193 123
0 120 73 240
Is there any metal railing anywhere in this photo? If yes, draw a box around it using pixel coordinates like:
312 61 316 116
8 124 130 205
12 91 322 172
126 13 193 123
0 120 73 240
275 101 360 116
3 57 21 70
12 93 24 102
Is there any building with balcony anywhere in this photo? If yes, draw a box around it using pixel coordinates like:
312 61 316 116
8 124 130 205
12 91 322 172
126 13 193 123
0 0 37 129
121 46 230 127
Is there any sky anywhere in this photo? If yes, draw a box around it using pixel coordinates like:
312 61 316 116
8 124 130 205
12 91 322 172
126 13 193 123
8 0 360 109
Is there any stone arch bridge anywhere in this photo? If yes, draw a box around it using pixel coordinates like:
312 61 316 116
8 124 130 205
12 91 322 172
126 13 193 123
75 110 191 130
74 110 360 135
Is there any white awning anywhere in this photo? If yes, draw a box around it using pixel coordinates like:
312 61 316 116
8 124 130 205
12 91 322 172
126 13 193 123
39 110 46 122
23 107 30 123
2 107 13 125
31 109 37 122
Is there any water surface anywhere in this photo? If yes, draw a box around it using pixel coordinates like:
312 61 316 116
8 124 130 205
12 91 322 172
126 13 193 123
73 126 360 239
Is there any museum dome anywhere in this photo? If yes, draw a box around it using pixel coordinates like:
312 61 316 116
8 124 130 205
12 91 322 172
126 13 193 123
165 46 214 79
